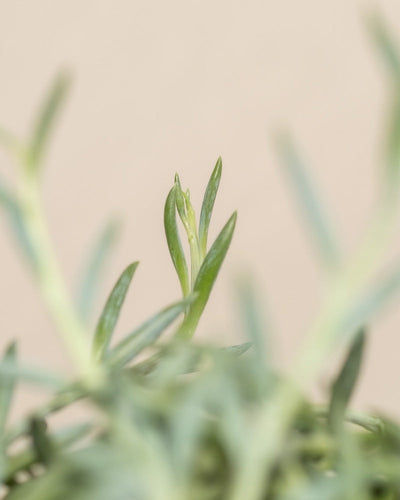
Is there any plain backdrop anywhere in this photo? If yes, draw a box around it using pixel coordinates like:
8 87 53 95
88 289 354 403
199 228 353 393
1 0 400 418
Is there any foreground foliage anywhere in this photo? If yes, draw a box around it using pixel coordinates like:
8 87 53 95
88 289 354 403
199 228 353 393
1 13 400 500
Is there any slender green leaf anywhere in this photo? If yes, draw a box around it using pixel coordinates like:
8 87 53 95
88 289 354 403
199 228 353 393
328 329 366 432
236 278 270 366
174 174 188 226
77 218 121 322
92 261 139 361
368 15 400 186
277 134 339 268
0 342 17 435
0 176 36 267
384 92 400 184
164 186 190 296
221 342 252 356
368 13 400 80
109 295 196 368
199 157 222 257
0 359 64 390
175 211 237 339
28 71 71 173
340 262 400 337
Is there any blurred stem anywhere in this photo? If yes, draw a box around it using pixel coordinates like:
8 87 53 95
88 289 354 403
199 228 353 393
17 163 100 383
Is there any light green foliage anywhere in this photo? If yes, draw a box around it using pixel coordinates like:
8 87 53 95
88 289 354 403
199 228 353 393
2 12 400 500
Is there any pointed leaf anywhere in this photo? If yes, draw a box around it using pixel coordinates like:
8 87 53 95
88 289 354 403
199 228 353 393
0 342 17 435
28 72 71 173
175 211 237 339
109 295 196 368
164 186 190 296
92 261 138 360
174 174 188 226
199 157 222 257
77 218 121 322
277 134 339 268
340 262 400 338
328 329 366 433
221 342 252 356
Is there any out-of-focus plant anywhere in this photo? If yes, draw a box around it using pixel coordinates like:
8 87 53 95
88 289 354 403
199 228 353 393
0 12 400 500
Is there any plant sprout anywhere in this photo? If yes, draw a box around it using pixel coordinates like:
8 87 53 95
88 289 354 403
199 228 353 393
0 11 400 500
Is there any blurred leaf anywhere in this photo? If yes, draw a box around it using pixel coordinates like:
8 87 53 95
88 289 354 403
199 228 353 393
328 329 366 432
28 72 71 173
0 176 36 267
368 14 400 187
4 422 92 485
29 417 56 466
0 126 24 159
276 134 339 268
109 295 196 368
340 262 400 337
236 277 270 368
199 157 222 257
0 342 17 435
164 186 190 296
77 218 121 323
175 212 237 340
0 358 65 390
221 342 252 356
368 13 400 80
92 262 139 361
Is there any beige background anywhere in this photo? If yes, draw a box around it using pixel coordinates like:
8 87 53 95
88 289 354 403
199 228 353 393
1 1 400 417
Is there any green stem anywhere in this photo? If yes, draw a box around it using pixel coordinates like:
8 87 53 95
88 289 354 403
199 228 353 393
17 167 100 382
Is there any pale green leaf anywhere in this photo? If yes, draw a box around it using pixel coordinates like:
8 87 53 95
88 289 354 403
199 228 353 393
109 295 196 368
164 186 190 296
0 342 17 435
328 329 366 432
77 218 121 322
175 212 237 339
28 71 71 173
277 134 339 268
199 157 222 257
92 262 139 361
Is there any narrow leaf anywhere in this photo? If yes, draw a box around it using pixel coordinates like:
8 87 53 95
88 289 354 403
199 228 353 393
0 359 64 390
175 211 237 339
174 174 188 226
328 329 366 432
92 261 139 360
28 71 71 172
221 342 252 356
199 157 222 257
236 277 271 377
277 134 339 268
164 186 190 296
0 342 17 435
0 177 36 267
368 15 400 186
368 13 400 80
109 295 196 368
77 218 120 322
340 262 400 337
